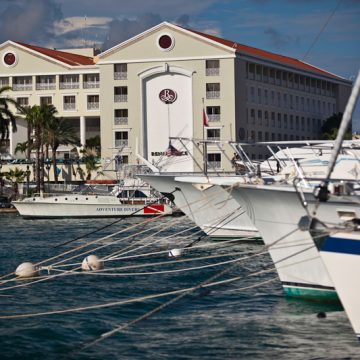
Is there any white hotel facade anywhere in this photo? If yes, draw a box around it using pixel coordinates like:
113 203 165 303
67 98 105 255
0 22 352 173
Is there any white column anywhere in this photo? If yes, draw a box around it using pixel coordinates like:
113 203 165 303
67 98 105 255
80 116 86 147
9 122 14 156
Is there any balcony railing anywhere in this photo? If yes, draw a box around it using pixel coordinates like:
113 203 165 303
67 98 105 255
207 136 221 141
206 68 220 76
208 161 221 169
114 117 128 125
208 114 220 122
114 72 127 80
60 82 79 89
83 81 100 89
206 91 220 99
114 94 128 102
36 83 56 90
12 84 32 91
63 103 76 111
87 102 99 110
115 139 129 147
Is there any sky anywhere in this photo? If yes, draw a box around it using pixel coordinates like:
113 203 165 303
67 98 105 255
0 0 359 129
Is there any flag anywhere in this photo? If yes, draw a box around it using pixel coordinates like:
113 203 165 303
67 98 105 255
203 108 209 127
165 142 183 156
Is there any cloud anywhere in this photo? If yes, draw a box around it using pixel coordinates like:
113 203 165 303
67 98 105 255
264 27 301 49
102 13 162 50
0 0 63 44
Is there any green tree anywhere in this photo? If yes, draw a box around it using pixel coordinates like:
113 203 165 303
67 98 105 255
44 117 80 183
320 113 352 140
14 141 30 156
0 86 18 141
4 167 25 199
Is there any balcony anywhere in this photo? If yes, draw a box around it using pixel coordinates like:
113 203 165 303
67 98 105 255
115 139 129 147
63 103 76 111
87 102 99 110
114 72 127 80
60 82 79 89
114 94 128 102
206 68 220 76
206 91 220 99
36 83 56 90
84 81 100 89
208 114 220 122
114 117 128 125
12 84 32 91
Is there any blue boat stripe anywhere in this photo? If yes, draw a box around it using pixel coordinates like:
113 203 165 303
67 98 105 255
321 237 360 255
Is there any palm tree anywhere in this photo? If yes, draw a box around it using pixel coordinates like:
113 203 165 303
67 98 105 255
43 117 80 183
0 86 18 144
81 147 102 180
14 141 30 156
4 167 25 200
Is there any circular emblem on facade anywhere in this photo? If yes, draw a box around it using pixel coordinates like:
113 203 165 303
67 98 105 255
159 89 177 104
3 52 18 67
157 33 175 52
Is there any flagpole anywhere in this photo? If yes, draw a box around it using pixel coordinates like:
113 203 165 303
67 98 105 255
202 98 207 175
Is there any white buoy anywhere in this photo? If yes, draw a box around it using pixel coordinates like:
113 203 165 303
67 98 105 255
15 262 39 278
82 255 104 271
168 248 183 258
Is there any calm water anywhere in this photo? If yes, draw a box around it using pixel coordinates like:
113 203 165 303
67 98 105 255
0 214 358 360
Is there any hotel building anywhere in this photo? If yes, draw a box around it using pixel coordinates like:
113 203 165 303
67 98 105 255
0 22 352 173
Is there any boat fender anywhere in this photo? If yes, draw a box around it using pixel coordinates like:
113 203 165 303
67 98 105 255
81 255 104 271
168 248 183 258
15 262 39 278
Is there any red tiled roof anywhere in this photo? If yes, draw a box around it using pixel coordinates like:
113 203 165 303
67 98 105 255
186 28 343 80
15 41 94 66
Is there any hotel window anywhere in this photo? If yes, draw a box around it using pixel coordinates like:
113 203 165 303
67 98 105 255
207 153 221 170
282 71 287 87
317 119 322 131
301 97 305 111
271 133 275 141
250 87 255 103
114 131 129 147
269 68 275 84
87 95 99 110
207 128 221 141
299 76 305 91
257 88 262 104
288 73 293 89
206 106 221 122
301 117 305 131
250 130 255 141
306 98 310 112
264 89 268 105
284 114 288 129
248 63 255 80
114 155 129 170
312 99 316 113
263 67 269 82
290 134 294 141
250 109 255 124
295 96 299 110
114 109 128 125
256 65 262 81
277 92 281 107
290 115 294 130
271 112 275 127
275 70 281 85
258 110 262 125
264 111 269 126
289 94 293 109
265 132 269 141
36 75 56 90
278 134 282 141
206 83 220 99
0 77 9 87
311 78 316 93
60 74 79 89
322 101 326 114
16 97 28 113
84 74 100 89
317 100 321 114
312 118 316 131
283 94 287 108
206 60 220 76
271 90 275 105
114 63 127 80
114 86 128 102
307 117 310 131
12 76 32 91
277 113 281 128
295 116 299 130
258 131 263 141
294 74 299 89
284 134 288 141
40 96 52 106
63 95 76 110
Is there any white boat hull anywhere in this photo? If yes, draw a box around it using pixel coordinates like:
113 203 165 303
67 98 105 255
318 231 360 339
230 184 360 300
13 195 173 218
141 174 259 239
